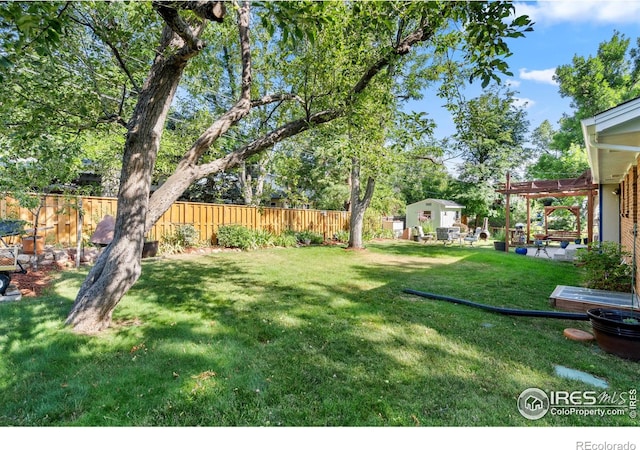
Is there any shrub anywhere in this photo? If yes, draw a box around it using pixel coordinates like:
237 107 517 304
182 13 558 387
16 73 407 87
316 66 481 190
274 230 298 248
174 224 201 247
575 242 632 292
419 220 434 233
160 224 201 254
492 229 506 241
296 230 323 245
252 229 275 248
364 228 395 241
334 230 349 243
217 225 255 250
217 226 327 250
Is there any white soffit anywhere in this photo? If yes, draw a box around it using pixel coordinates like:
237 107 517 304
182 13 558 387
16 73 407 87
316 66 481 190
582 97 640 184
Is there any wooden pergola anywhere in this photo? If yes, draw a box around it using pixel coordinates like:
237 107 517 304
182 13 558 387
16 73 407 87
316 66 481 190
495 170 599 252
543 205 581 237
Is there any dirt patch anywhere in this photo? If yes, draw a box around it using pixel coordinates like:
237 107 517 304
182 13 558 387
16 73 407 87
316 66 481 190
10 264 61 297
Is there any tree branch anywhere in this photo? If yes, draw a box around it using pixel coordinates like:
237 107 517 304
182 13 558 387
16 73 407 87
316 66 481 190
351 10 444 96
97 113 128 128
104 37 141 93
153 2 205 53
69 10 141 93
415 155 442 165
195 108 342 177
250 93 304 108
171 1 252 167
237 1 251 100
209 14 442 172
158 1 225 22
146 5 441 230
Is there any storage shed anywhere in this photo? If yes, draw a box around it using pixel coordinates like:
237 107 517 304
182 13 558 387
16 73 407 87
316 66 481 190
405 199 465 230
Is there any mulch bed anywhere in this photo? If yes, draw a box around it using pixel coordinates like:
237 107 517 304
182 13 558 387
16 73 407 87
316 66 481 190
10 264 61 297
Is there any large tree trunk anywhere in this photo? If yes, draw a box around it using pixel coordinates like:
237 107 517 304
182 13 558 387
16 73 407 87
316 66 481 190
347 157 375 249
66 3 224 333
66 50 188 332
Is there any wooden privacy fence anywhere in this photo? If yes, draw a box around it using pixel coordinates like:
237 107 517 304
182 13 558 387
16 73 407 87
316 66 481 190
0 194 349 247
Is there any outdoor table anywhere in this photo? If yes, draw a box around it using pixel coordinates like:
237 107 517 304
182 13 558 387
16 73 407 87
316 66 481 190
455 232 468 246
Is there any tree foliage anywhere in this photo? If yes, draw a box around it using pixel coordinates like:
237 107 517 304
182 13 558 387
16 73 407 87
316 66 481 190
448 86 530 222
526 121 588 181
0 1 533 332
553 30 640 149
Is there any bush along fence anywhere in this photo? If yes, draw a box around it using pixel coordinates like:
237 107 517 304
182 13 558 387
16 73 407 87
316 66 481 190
0 194 350 249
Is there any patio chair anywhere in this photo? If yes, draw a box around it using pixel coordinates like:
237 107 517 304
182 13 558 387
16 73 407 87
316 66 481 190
534 239 550 258
414 226 435 243
464 227 482 246
436 227 460 245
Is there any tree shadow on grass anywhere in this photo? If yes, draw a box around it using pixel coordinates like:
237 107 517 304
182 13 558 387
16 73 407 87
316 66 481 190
0 245 636 426
128 248 635 426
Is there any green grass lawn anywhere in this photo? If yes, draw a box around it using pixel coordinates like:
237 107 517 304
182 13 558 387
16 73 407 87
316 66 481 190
0 240 637 426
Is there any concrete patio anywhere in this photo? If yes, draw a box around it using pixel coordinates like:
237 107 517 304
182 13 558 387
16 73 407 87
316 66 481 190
522 242 587 262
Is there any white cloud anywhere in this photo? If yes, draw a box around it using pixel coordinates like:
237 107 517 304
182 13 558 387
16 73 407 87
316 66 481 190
514 1 640 26
519 68 558 85
505 79 522 88
513 97 535 109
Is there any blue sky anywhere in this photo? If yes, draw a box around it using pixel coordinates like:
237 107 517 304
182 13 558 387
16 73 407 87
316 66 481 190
407 0 640 142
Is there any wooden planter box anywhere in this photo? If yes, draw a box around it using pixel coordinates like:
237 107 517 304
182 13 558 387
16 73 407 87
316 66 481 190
549 285 637 313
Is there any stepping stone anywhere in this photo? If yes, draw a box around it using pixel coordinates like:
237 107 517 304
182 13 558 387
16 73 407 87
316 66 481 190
0 284 22 302
554 365 608 389
563 328 595 342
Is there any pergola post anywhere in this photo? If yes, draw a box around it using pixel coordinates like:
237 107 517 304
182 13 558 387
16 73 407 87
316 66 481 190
526 196 531 244
505 172 510 253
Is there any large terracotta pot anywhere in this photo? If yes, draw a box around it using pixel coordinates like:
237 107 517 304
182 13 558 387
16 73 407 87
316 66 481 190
22 236 44 255
587 308 640 361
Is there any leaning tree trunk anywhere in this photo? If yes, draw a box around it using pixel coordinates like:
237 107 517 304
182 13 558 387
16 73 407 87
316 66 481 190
65 16 208 333
66 67 186 332
347 157 375 249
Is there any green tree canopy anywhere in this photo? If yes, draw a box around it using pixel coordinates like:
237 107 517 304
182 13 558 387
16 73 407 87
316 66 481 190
553 30 640 149
525 120 588 181
448 86 530 221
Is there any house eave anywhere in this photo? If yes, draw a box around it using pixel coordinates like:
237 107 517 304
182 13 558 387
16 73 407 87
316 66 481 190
581 97 640 185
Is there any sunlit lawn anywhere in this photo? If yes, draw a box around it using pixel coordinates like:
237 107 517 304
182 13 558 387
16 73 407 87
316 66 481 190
0 240 637 426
